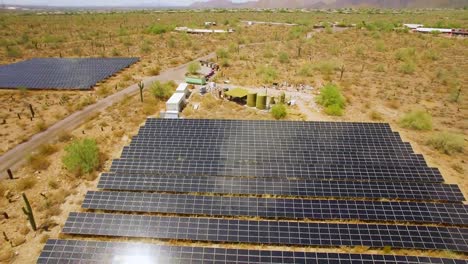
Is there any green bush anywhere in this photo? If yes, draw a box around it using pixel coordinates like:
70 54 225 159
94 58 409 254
325 104 344 116
395 48 416 61
316 83 346 116
427 132 464 155
298 63 313 77
62 138 99 175
314 60 340 75
150 81 175 100
216 48 229 59
400 61 416 74
278 52 289 64
257 65 278 84
145 24 173 35
271 104 287 119
6 46 22 58
188 62 201 75
399 110 432 130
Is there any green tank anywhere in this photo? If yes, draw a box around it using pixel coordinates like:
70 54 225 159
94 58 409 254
247 92 257 107
256 94 267 110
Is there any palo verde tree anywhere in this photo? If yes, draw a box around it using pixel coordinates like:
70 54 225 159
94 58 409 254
62 138 100 176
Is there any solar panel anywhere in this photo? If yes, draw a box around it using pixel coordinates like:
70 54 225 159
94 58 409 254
144 118 393 131
109 159 443 182
0 58 139 90
62 213 468 252
83 191 468 225
120 148 427 166
97 173 464 202
127 138 415 153
38 239 468 264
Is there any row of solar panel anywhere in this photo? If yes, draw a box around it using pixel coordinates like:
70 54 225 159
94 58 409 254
109 159 443 182
82 191 468 225
144 118 393 130
97 173 465 202
63 213 468 252
133 130 401 142
132 136 405 147
139 124 399 137
120 148 427 167
121 146 420 159
129 134 411 146
39 239 467 264
125 142 415 155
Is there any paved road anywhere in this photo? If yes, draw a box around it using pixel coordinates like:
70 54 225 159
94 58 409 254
0 52 216 178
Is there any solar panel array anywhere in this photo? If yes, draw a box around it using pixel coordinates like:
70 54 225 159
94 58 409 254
0 58 139 90
39 119 468 263
38 239 468 264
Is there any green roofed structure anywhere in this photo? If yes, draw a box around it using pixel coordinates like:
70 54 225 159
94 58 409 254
225 88 249 98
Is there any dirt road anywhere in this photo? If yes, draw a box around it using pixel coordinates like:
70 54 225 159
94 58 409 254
0 52 216 178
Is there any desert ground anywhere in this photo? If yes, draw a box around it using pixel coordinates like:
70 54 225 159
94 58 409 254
0 9 467 263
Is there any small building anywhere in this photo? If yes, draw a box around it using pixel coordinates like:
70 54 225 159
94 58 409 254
175 83 190 98
204 22 217 26
166 92 185 113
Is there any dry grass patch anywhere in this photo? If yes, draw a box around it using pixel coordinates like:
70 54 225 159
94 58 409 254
15 177 37 191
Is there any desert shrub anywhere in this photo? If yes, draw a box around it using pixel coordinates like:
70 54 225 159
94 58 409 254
150 81 175 100
145 24 172 35
147 66 161 76
140 43 152 54
96 85 112 97
375 41 386 52
325 104 344 116
16 177 37 191
271 104 287 119
5 46 22 58
424 50 439 61
38 144 58 156
399 110 432 130
62 138 100 175
188 62 201 75
57 132 73 142
35 120 47 132
298 63 313 77
314 60 339 75
48 179 60 190
400 61 416 74
257 65 278 84
369 111 383 120
427 132 464 155
316 83 345 116
278 52 289 64
221 59 230 67
216 48 229 59
395 48 416 61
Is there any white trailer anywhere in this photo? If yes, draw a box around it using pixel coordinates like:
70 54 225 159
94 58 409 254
175 83 190 98
166 92 185 112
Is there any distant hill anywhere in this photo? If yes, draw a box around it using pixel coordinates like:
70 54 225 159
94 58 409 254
190 0 467 8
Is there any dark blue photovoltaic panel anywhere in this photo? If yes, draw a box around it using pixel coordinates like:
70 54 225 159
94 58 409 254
62 213 468 252
37 239 468 264
97 173 466 202
0 58 139 90
82 191 468 225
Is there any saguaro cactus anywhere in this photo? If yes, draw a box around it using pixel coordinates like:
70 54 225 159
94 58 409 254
22 193 37 231
138 82 145 102
29 104 35 118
